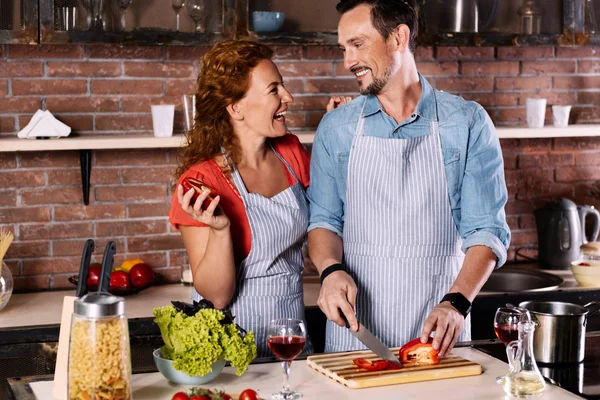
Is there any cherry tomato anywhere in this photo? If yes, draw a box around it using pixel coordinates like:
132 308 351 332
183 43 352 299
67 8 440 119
189 397 201 400
239 389 259 400
171 392 189 400
220 395 232 400
352 358 389 371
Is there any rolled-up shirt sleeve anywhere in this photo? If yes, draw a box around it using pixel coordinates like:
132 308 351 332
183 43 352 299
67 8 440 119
307 122 345 237
459 105 511 267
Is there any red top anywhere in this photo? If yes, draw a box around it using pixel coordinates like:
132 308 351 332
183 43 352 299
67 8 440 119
169 133 310 265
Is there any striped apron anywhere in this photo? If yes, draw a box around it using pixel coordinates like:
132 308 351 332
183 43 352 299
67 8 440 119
325 95 471 353
192 144 312 358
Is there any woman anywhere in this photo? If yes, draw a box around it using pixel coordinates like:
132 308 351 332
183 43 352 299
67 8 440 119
169 40 348 357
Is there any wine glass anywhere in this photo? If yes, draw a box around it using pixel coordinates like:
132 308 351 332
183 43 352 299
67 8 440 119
116 0 134 31
186 0 206 33
494 307 522 345
171 0 185 32
267 318 307 400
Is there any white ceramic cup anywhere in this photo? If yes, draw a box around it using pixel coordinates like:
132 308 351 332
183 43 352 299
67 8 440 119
151 105 175 137
526 98 547 129
552 105 572 128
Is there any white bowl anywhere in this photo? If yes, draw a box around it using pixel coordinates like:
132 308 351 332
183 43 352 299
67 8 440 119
153 349 225 385
571 260 600 287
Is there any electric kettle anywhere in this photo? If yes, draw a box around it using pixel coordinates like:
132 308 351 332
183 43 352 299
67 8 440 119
535 199 600 269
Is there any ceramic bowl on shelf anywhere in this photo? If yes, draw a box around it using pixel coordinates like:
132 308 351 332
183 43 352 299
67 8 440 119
153 349 226 385
571 259 600 287
251 11 285 32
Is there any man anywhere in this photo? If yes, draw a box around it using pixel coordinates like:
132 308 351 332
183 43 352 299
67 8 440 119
307 0 510 356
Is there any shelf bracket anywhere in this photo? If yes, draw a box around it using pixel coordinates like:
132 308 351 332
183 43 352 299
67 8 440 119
80 150 92 205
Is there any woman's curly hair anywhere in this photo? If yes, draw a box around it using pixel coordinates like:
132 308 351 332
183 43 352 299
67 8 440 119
175 40 274 180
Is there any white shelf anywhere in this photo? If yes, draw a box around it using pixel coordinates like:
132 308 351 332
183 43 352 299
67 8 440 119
0 126 598 153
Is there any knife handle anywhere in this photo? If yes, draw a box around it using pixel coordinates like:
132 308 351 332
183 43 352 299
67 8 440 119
76 239 95 298
338 308 351 329
98 241 116 293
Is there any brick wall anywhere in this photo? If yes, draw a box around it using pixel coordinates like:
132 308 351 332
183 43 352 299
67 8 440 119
1 44 600 292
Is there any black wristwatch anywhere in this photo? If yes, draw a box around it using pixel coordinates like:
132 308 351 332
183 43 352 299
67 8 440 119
440 292 472 318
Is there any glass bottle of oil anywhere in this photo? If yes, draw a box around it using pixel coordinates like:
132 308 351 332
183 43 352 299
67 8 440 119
502 320 546 398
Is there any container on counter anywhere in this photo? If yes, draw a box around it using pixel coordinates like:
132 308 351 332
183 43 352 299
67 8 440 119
68 292 131 400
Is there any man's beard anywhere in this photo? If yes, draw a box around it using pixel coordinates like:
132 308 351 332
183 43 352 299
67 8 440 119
358 54 394 96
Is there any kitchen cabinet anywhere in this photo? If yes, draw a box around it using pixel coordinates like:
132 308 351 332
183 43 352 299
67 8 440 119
0 0 37 44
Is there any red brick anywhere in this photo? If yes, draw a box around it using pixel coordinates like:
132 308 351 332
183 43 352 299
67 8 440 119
87 45 162 60
502 153 518 169
0 190 16 206
496 77 552 91
0 153 16 169
514 247 538 262
506 216 519 231
505 200 534 214
47 62 121 77
165 79 197 96
556 167 600 182
307 111 326 128
415 47 434 60
51 274 80 290
54 115 94 131
576 152 600 165
518 153 574 168
0 171 45 187
0 80 7 96
95 149 168 166
519 215 537 230
497 47 554 59
335 62 353 76
0 97 41 113
304 46 342 60
553 137 600 151
283 79 305 94
45 97 120 113
166 46 210 61
511 230 538 246
434 77 493 92
460 93 518 107
6 241 50 258
0 207 50 223
113 252 166 269
416 62 458 75
571 106 600 122
128 234 184 252
283 113 307 128
578 92 600 105
574 183 600 207
277 62 333 77
122 166 174 184
517 181 575 200
521 61 576 74
306 78 358 94
461 61 519 75
20 222 93 241
556 47 600 58
271 46 303 60
0 62 44 77
18 151 79 168
12 79 87 96
121 96 181 112
4 260 19 277
21 188 82 205
95 114 152 131
125 62 195 78
500 138 552 152
47 168 120 186
436 47 494 60
168 249 189 266
496 108 527 124
13 276 50 292
54 204 126 221
96 219 167 237
288 96 330 111
128 202 171 218
9 44 84 59
22 257 80 275
578 60 600 73
91 80 163 95
96 185 167 202
0 117 15 133
518 92 576 106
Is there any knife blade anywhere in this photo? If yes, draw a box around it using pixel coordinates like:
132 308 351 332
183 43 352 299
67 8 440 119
339 310 403 368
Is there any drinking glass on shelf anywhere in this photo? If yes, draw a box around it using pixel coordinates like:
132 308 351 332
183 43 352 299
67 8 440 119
186 0 206 33
494 307 522 345
172 0 185 32
267 318 306 400
116 0 134 31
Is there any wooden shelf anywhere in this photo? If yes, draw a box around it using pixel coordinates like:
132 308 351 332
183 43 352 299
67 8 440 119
496 125 600 139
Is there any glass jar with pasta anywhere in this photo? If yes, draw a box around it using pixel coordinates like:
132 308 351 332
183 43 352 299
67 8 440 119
69 293 131 400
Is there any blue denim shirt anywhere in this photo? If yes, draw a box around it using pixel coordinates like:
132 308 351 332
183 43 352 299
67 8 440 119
307 74 511 267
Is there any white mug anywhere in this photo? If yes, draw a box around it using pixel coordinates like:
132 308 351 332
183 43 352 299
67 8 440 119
526 98 547 129
552 105 572 128
151 105 175 137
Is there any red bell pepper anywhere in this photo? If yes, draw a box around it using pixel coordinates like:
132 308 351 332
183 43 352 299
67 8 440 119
399 338 440 365
352 358 389 372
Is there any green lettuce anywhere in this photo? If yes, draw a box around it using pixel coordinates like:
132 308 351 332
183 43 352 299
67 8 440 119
153 305 256 376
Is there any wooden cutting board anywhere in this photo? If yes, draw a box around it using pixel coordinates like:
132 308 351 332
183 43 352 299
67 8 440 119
307 347 482 389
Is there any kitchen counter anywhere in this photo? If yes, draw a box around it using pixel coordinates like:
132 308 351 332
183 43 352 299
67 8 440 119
8 348 584 400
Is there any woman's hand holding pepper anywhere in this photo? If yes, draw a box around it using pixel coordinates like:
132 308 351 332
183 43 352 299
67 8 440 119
178 184 230 232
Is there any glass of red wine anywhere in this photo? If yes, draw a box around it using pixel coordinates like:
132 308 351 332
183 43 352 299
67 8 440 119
267 318 307 400
494 307 522 345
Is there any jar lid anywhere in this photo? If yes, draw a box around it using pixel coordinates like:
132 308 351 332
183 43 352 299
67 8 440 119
74 292 125 318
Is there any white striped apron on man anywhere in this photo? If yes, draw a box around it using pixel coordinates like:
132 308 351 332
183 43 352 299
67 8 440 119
192 144 313 358
325 93 471 353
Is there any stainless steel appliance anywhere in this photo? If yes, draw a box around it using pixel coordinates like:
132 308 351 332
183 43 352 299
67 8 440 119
423 0 479 33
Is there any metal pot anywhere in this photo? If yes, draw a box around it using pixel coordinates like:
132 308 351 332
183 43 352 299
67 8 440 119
519 301 600 364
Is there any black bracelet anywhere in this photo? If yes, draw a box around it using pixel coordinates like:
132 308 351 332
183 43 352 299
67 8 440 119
319 263 345 285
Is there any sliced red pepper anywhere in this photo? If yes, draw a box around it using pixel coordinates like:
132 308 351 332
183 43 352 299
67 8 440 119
353 358 389 371
384 361 403 370
399 338 440 365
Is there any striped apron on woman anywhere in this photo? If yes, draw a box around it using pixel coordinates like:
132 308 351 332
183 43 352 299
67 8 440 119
192 144 313 358
325 94 471 353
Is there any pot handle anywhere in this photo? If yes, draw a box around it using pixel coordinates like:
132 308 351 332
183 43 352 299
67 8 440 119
584 301 600 318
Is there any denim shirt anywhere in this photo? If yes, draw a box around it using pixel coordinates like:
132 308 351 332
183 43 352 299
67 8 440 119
307 74 511 267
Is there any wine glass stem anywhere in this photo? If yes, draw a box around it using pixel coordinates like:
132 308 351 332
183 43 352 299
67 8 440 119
281 360 291 392
175 12 180 31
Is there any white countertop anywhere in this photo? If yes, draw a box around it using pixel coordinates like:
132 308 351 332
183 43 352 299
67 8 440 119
28 348 582 400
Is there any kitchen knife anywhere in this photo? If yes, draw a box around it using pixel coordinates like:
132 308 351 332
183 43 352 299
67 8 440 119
98 241 116 293
340 310 403 368
76 239 95 297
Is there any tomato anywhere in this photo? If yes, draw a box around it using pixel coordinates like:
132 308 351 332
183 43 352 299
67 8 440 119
579 262 591 266
171 392 189 400
352 358 389 371
239 389 259 400
220 395 232 400
189 397 201 400
399 338 440 365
